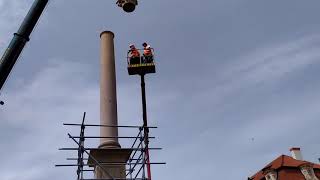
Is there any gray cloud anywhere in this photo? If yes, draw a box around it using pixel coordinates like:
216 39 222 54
1 0 320 179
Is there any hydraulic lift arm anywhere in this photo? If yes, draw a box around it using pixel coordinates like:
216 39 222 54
0 0 49 92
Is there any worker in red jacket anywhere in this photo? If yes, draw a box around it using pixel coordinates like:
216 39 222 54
129 44 140 64
142 42 153 63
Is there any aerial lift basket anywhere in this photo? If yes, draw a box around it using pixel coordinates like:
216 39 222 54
127 48 156 75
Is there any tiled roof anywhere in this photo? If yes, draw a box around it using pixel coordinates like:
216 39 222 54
250 155 320 180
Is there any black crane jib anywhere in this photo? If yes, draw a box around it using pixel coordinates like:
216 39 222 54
0 0 49 91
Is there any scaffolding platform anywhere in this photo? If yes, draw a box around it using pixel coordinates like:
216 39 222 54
56 112 165 180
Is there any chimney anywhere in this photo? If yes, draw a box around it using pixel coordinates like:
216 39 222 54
290 147 303 160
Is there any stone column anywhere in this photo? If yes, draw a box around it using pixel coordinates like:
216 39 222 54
99 31 120 148
89 31 130 180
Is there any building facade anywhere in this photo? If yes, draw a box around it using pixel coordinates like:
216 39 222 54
250 148 320 180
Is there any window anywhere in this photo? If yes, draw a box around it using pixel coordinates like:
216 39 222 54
300 165 319 180
264 170 277 180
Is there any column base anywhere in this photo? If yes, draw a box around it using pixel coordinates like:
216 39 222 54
98 141 121 149
88 148 132 179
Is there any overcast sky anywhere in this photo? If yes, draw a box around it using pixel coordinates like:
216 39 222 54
1 0 320 179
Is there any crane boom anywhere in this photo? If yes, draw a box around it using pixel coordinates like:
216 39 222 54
0 0 49 91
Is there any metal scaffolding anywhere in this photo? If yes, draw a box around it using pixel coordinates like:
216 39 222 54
56 112 165 180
